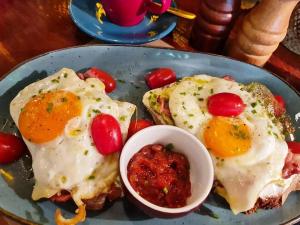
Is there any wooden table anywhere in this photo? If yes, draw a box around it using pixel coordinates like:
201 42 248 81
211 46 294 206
0 0 300 224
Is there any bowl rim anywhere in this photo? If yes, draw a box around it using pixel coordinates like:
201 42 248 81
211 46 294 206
119 125 214 214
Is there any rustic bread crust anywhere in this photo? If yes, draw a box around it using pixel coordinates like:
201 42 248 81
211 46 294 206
246 174 300 214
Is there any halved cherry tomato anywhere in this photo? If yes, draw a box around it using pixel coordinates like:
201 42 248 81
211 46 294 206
287 142 300 154
207 92 246 117
127 119 153 138
0 132 26 164
50 191 72 202
91 114 123 155
222 75 235 81
145 68 176 89
273 95 286 117
83 67 116 93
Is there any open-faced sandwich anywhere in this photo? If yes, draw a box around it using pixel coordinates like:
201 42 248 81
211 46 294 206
9 68 136 224
143 74 299 214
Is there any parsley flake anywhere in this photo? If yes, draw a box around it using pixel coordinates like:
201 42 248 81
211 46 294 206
165 143 174 151
46 103 54 113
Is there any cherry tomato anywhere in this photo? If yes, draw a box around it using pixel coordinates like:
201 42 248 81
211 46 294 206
207 92 246 117
83 67 116 93
273 95 286 117
91 114 123 155
50 191 72 202
222 75 235 81
145 68 176 89
287 142 300 154
127 119 154 138
0 132 26 164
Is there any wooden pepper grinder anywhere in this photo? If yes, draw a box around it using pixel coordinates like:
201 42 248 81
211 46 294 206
227 0 300 66
189 0 241 53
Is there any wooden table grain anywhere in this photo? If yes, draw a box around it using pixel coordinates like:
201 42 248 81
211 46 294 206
0 0 91 77
0 0 299 224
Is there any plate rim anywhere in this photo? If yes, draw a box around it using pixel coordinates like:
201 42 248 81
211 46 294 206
68 0 177 44
0 44 300 225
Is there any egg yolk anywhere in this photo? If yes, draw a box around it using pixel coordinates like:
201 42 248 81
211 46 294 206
203 117 251 157
19 90 82 143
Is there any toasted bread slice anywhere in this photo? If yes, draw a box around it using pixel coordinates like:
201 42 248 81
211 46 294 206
142 76 298 213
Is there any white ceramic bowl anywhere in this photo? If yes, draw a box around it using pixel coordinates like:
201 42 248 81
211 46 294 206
119 125 214 218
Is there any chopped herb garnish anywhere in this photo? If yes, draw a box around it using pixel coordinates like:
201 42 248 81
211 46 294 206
150 101 156 107
229 126 249 140
32 95 37 98
88 175 95 180
232 124 239 130
180 92 186 96
61 97 67 102
188 114 194 117
107 106 111 109
84 150 89 155
251 109 257 114
95 98 102 102
211 212 219 219
210 89 214 94
198 98 204 101
188 125 193 129
163 187 168 194
61 176 67 183
165 143 174 151
92 109 101 114
117 79 126 84
91 84 95 88
46 102 54 113
268 130 272 135
198 87 203 91
63 73 68 78
251 102 257 108
173 113 177 117
38 89 43 94
87 113 91 118
51 79 59 83
183 121 188 125
119 115 126 121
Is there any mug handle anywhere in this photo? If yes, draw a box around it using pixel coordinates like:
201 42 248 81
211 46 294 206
147 0 171 15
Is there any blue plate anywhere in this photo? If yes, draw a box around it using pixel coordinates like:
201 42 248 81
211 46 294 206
0 45 300 225
69 0 177 44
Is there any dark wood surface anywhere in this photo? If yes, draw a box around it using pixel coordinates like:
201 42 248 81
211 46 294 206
0 0 91 77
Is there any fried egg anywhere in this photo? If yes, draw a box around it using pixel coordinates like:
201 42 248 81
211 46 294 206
10 68 136 205
143 75 289 214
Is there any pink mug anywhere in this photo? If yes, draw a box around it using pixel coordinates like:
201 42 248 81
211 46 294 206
101 0 172 26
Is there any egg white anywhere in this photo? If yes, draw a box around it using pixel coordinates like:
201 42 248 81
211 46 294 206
148 75 288 214
10 68 136 204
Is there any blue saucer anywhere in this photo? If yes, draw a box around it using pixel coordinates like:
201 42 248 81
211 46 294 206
69 0 177 44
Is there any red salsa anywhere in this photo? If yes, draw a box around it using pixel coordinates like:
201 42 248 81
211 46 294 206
127 144 191 208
